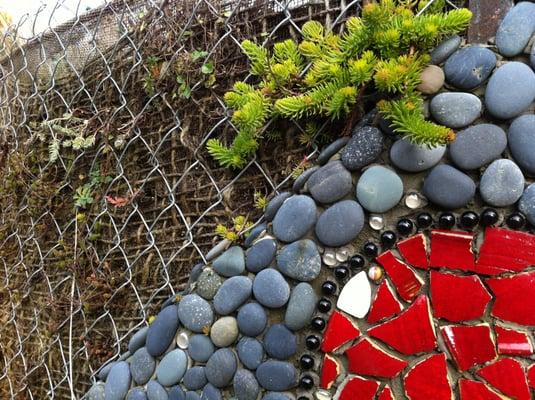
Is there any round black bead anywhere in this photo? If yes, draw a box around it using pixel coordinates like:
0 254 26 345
311 317 326 331
321 281 337 296
349 255 365 269
380 230 397 248
299 375 314 390
397 218 414 235
481 208 499 226
363 242 379 257
460 211 479 229
438 212 456 229
305 335 320 350
334 266 349 281
416 212 433 229
300 355 315 370
506 212 526 229
297 397 310 400
317 298 332 313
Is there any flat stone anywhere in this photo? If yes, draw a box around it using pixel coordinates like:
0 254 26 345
146 381 168 400
272 195 317 243
196 268 223 300
252 268 291 308
519 183 535 225
431 35 461 65
188 334 215 363
205 239 231 261
509 114 535 176
480 159 525 207
292 166 319 193
444 46 496 89
485 62 535 119
277 239 321 282
105 361 131 400
178 294 214 333
356 166 403 213
244 223 267 247
449 124 507 170
416 65 445 94
237 337 264 370
201 384 222 400
213 276 253 315
186 393 201 400
237 303 267 336
168 386 186 400
127 388 147 400
496 2 535 57
315 200 364 247
86 382 105 400
146 305 179 357
128 326 149 354
234 369 260 400
423 165 476 209
130 347 156 385
430 92 482 128
245 239 277 273
183 367 207 390
337 271 372 318
210 316 239 347
97 361 116 381
156 349 188 386
256 360 297 391
390 139 446 172
341 126 384 171
317 137 350 165
264 192 292 221
263 324 297 360
284 282 317 331
205 348 238 388
307 161 353 204
532 43 535 69
212 246 245 277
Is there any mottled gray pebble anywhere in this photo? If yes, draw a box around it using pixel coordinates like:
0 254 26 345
307 161 353 204
245 239 277 273
444 46 496 89
509 114 535 176
519 183 535 224
156 349 188 386
340 126 383 171
292 166 319 193
105 361 131 400
284 282 317 331
86 382 105 400
183 367 207 390
480 159 525 207
256 360 297 391
263 324 297 360
146 305 179 357
130 347 156 385
210 316 239 347
212 246 245 277
205 348 238 388
201 384 222 400
213 276 253 315
196 268 223 301
423 165 476 209
253 268 290 308
237 303 267 336
317 137 350 164
315 200 364 247
430 35 461 65
128 326 149 354
430 92 482 128
277 239 321 282
496 2 535 57
188 334 215 363
356 166 403 213
272 195 317 243
178 294 214 333
237 337 264 370
127 388 147 400
168 386 186 400
264 192 292 222
146 381 168 400
234 369 260 400
389 139 445 172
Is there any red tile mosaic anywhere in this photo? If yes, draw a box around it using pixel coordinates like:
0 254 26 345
321 310 360 353
337 376 379 400
403 354 452 400
495 325 533 356
367 280 403 324
397 233 428 269
441 324 497 371
320 354 341 390
477 358 530 400
527 364 535 389
459 379 507 400
345 338 408 378
429 230 476 272
377 386 395 400
376 251 423 302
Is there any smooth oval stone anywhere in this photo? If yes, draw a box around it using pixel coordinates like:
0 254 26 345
196 268 223 300
234 369 260 400
416 65 445 94
156 349 188 386
389 138 446 172
430 92 482 128
485 62 535 119
131 347 156 385
263 324 297 360
356 166 403 213
262 394 291 400
147 381 168 400
201 384 222 400
210 316 239 347
284 282 317 331
146 305 179 357
340 126 384 171
496 2 535 57
276 239 321 282
205 348 238 388
237 303 267 336
97 361 116 381
449 124 507 170
188 334 215 363
317 137 350 164
105 361 131 400
253 268 291 308
205 239 231 261
168 386 186 400
178 294 214 333
292 166 319 193
519 183 535 224
423 165 476 209
183 367 207 390
245 239 277 273
86 382 105 400
127 388 148 400
244 223 267 247
431 35 461 65
213 276 253 315
186 393 201 400
444 46 496 89
264 193 292 221
237 337 264 370
256 361 297 391
480 159 525 207
128 326 149 354
307 161 353 204
532 43 535 70
212 246 245 277
315 200 364 247
272 195 317 242
509 114 535 176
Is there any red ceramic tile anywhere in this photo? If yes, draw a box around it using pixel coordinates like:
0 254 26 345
476 227 535 275
377 386 394 400
430 271 491 322
403 354 453 400
459 379 507 400
486 271 535 326
477 358 530 400
368 295 437 355
397 233 428 269
337 376 379 400
495 325 533 356
367 280 403 324
345 338 408 378
320 354 341 390
376 251 424 302
441 324 497 371
321 310 360 352
527 364 535 389
429 230 476 272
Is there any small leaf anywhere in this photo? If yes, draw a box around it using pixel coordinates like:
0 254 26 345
191 50 208 61
105 195 130 207
201 62 214 74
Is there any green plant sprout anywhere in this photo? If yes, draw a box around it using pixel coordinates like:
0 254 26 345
73 167 113 209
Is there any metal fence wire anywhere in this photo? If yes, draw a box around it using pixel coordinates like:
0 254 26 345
0 0 458 398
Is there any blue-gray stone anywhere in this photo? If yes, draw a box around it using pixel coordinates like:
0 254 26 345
431 35 461 65
185 393 201 400
262 394 291 400
264 193 292 222
205 348 238 388
237 303 267 336
205 240 231 262
147 381 168 400
272 195 317 243
128 326 149 354
244 223 267 247
341 126 384 171
389 139 446 172
519 183 535 224
444 46 496 89
532 43 535 70
245 239 277 273
146 305 179 357
201 384 222 400
85 382 105 400
317 137 350 164
480 159 525 207
255 360 297 391
253 268 290 308
314 200 364 247
430 92 482 128
105 361 131 400
496 2 535 57
213 276 253 315
307 161 353 204
284 283 317 331
97 361 116 381
292 166 319 193
509 114 535 176
233 369 260 400
212 246 245 277
156 349 188 386
178 294 214 333
449 124 507 170
131 347 156 385
183 367 207 390
276 240 321 282
195 268 222 300
485 62 535 119
237 337 264 370
423 165 476 209
127 388 147 400
168 386 186 400
263 324 297 360
188 334 215 363
356 166 403 213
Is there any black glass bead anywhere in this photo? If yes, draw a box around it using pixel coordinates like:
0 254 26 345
299 375 314 390
416 212 433 229
334 266 349 281
297 397 310 400
380 230 397 248
363 242 379 257
311 317 326 331
300 355 315 370
506 212 526 229
481 208 499 226
460 211 479 229
349 255 365 269
438 212 456 229
317 298 332 313
305 335 320 350
397 218 414 235
321 281 337 296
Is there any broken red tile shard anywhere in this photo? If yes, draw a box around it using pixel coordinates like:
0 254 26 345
403 353 453 400
376 251 423 302
321 310 360 353
495 325 533 356
368 295 437 355
320 354 341 390
367 280 403 324
429 230 476 272
528 364 535 389
345 338 408 378
486 271 535 326
441 324 497 371
430 271 491 322
337 376 379 400
459 379 508 400
397 233 428 269
377 386 395 400
476 227 535 275
477 358 530 400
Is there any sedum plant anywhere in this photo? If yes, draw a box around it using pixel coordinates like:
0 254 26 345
207 0 472 168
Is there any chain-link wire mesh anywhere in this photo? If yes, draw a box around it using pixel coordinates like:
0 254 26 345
0 0 462 398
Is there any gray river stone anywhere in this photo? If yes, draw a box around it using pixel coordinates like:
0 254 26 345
284 282 317 331
212 246 245 277
307 161 353 204
340 126 384 171
244 223 267 247
196 268 223 300
128 326 149 354
105 361 131 400
480 159 525 207
178 294 214 333
390 138 446 172
86 382 105 400
146 381 168 400
292 166 319 193
264 192 292 221
156 349 188 386
130 347 156 385
272 195 317 243
519 183 535 225
245 238 277 273
317 137 350 164
315 200 364 247
508 114 535 176
213 276 253 315
127 388 147 400
210 316 239 347
356 166 403 213
430 35 461 65
277 239 321 282
233 369 260 400
183 367 207 390
430 92 482 128
263 324 297 360
146 305 179 357
205 348 238 388
255 361 297 391
423 164 476 209
496 2 535 57
237 303 267 336
168 386 186 400
444 46 496 89
188 334 215 363
201 384 222 400
253 268 291 308
237 337 264 370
